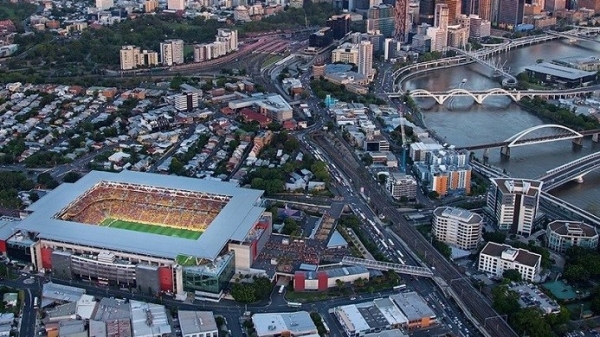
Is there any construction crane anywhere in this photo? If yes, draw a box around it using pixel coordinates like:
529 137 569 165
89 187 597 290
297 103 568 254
399 108 410 172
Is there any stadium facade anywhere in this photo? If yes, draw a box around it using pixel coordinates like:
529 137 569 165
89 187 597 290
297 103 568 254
4 171 272 297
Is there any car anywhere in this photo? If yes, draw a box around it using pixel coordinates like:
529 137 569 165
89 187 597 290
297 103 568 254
350 297 357 300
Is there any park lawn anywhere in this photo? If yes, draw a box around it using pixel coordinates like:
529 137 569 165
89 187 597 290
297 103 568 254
100 218 201 240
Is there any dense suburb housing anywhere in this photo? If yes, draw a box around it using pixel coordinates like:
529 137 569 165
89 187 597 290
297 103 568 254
7 171 272 298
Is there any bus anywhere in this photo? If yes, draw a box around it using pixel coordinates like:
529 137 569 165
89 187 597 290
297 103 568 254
287 302 302 308
393 284 407 291
33 297 39 309
278 285 285 294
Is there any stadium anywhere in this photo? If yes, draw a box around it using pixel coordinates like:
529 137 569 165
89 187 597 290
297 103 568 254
5 171 272 298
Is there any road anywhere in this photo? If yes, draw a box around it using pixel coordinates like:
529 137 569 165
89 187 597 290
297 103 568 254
306 129 517 337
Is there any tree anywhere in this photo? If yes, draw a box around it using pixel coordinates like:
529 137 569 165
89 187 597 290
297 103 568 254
335 279 344 290
215 316 225 326
37 172 59 189
169 157 184 175
63 172 81 183
281 218 300 236
502 269 522 282
353 277 365 287
231 283 255 303
491 285 520 315
428 191 440 199
483 231 506 244
361 153 373 166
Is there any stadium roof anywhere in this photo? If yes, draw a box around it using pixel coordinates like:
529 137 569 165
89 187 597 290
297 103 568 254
17 171 265 261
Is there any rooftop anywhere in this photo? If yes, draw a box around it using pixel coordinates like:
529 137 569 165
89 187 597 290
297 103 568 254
493 178 543 197
481 242 541 268
548 220 598 238
389 292 435 321
525 62 597 80
252 311 317 336
130 300 172 336
42 283 85 306
179 311 218 335
434 206 482 224
16 170 265 261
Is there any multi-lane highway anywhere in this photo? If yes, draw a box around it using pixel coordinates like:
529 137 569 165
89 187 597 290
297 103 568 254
307 130 517 337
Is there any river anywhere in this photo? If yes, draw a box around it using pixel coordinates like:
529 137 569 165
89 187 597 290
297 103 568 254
403 39 600 215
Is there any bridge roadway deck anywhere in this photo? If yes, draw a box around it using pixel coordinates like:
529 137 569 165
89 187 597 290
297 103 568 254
312 132 518 337
455 129 600 151
471 161 600 226
538 152 600 191
341 256 434 277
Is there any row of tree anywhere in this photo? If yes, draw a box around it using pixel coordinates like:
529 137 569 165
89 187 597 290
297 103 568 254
520 97 600 130
230 276 273 303
492 284 570 337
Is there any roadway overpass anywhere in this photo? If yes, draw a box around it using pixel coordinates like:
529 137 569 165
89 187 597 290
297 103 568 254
537 151 600 191
312 132 518 337
341 256 434 277
470 161 600 227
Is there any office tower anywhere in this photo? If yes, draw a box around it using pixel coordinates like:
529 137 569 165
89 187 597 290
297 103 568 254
544 0 566 11
462 0 478 14
96 0 113 10
487 178 543 236
326 14 351 40
439 0 462 23
435 3 449 30
368 5 396 38
497 0 524 28
358 41 374 77
309 28 334 48
419 0 435 24
331 43 360 64
478 0 492 20
578 0 600 11
432 206 483 250
160 39 184 66
167 0 185 10
394 0 409 41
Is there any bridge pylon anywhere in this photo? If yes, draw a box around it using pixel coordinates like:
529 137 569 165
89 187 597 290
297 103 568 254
593 133 599 143
500 146 510 158
572 137 583 147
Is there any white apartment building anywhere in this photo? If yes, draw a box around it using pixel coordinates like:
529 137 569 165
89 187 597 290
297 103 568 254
546 220 599 253
194 29 238 63
432 206 482 250
167 0 185 10
387 172 417 200
120 46 159 70
478 242 541 282
332 43 360 65
160 39 184 66
96 0 113 10
358 41 373 78
487 178 543 237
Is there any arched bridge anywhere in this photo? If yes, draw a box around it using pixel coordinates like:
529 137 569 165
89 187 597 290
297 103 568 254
455 124 600 157
538 152 600 191
387 86 599 104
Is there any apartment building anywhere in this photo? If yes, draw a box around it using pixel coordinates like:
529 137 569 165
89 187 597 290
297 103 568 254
546 220 599 253
486 178 542 236
432 206 482 250
478 242 541 282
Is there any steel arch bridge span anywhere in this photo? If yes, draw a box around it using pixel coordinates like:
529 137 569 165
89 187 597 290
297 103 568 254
408 88 522 105
504 124 583 147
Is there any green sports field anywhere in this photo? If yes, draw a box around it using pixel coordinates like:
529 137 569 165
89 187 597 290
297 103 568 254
100 218 201 240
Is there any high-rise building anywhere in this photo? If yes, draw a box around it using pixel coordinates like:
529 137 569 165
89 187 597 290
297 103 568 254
331 43 360 64
216 28 238 53
426 149 471 196
387 172 417 200
358 41 374 78
478 0 492 20
394 0 409 41
309 28 333 48
448 25 469 48
577 0 600 12
432 206 483 250
175 92 199 111
435 3 450 30
368 5 396 38
419 0 436 24
96 0 113 10
497 0 525 29
144 0 158 12
160 39 184 66
167 0 185 10
120 45 140 70
327 14 352 40
486 178 542 236
544 0 566 12
439 0 462 23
